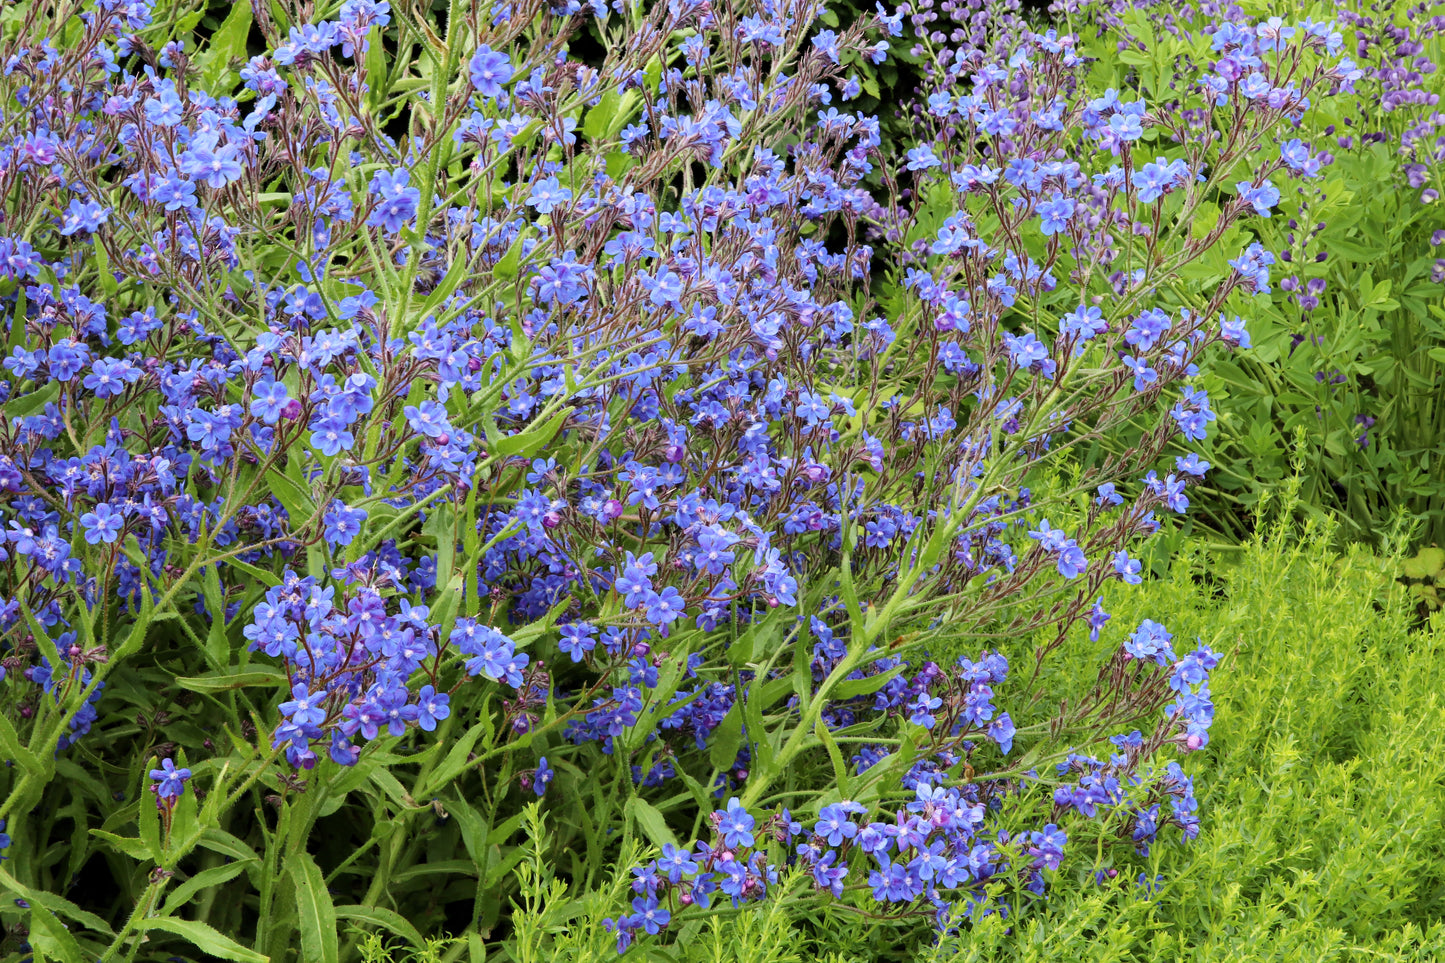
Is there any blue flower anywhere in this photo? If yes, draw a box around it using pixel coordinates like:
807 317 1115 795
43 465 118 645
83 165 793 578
531 757 554 796
415 685 450 731
905 146 940 171
367 169 420 234
1236 179 1280 216
469 44 514 99
814 803 860 846
558 622 597 662
644 586 686 625
279 683 328 727
907 693 943 729
251 381 290 424
1037 193 1075 235
149 758 192 803
527 176 572 215
810 850 848 896
1124 620 1175 666
80 503 124 545
715 798 755 848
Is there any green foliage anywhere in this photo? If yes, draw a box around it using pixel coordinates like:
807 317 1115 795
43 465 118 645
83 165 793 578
1194 143 1445 546
1400 545 1445 613
1077 2 1445 548
333 506 1445 963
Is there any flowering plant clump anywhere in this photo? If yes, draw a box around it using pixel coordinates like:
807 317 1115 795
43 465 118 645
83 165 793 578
601 634 1221 949
0 0 1366 957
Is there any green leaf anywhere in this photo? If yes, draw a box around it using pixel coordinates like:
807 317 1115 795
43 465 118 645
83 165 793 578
392 859 477 883
176 666 287 693
491 233 525 280
26 904 85 963
93 241 118 297
139 787 162 863
492 408 569 459
814 720 850 798
162 861 256 916
708 703 744 771
287 851 339 963
88 829 152 861
1402 548 1445 580
364 27 388 106
334 904 426 950
445 796 490 874
140 918 268 963
425 498 457 589
583 90 621 140
368 765 413 809
625 796 678 850
831 663 906 700
201 3 252 87
197 828 263 862
200 564 232 668
417 248 471 321
421 716 492 796
3 379 58 420
0 710 43 777
175 9 205 34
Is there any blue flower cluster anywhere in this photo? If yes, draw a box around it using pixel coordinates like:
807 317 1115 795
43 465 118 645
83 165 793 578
603 625 1220 951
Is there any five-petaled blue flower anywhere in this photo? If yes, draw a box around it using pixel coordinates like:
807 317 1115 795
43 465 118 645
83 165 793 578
149 758 192 803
